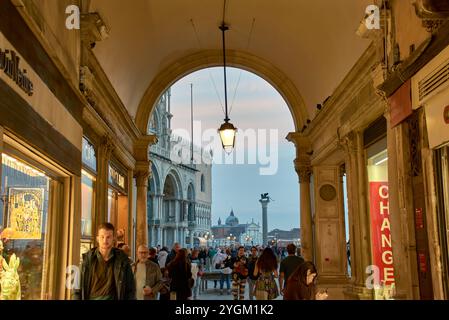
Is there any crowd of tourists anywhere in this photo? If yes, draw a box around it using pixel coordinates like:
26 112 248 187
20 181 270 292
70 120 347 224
73 223 328 301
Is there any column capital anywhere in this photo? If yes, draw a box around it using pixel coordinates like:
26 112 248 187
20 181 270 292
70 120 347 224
99 134 115 156
134 134 158 162
294 160 312 183
135 165 151 187
339 131 359 155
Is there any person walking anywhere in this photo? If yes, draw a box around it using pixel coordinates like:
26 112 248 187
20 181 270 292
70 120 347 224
253 247 279 300
190 249 201 300
284 261 328 300
72 223 136 300
132 245 163 300
246 246 259 300
231 246 249 300
158 247 169 268
218 248 232 295
279 243 304 296
148 247 159 265
166 248 193 300
165 242 181 266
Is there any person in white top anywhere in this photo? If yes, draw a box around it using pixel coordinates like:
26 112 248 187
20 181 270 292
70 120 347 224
158 248 169 268
132 245 163 300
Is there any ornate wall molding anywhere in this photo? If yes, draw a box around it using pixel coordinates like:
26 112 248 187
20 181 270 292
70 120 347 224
413 0 449 33
80 12 110 48
339 131 358 156
294 162 312 184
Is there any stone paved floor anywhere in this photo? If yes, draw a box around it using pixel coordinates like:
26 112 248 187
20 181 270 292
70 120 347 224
193 280 282 301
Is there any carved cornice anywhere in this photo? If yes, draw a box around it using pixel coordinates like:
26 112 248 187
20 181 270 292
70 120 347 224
134 134 158 161
339 131 358 155
286 132 313 160
135 162 151 187
422 19 446 33
81 12 110 48
413 0 449 33
80 65 96 106
99 134 115 157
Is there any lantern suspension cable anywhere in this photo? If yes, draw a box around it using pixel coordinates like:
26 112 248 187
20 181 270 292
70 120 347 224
217 19 237 154
220 22 230 123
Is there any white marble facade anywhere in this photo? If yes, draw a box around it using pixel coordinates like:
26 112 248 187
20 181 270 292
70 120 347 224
147 89 212 248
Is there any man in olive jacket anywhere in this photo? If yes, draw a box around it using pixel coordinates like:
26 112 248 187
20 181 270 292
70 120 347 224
72 223 136 300
132 245 163 300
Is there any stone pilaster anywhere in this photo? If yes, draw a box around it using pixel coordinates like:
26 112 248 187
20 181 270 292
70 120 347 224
294 162 314 262
287 132 314 262
340 131 373 299
135 164 150 247
95 135 114 231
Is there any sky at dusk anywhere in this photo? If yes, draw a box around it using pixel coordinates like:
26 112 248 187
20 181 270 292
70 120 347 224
170 67 300 232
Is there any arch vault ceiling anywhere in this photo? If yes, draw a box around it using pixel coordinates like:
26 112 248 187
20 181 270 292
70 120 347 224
89 0 373 122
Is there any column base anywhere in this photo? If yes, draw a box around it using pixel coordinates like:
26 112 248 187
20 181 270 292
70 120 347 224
343 284 374 300
317 275 350 300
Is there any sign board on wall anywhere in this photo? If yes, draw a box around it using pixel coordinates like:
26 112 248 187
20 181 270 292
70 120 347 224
389 80 412 128
369 182 395 286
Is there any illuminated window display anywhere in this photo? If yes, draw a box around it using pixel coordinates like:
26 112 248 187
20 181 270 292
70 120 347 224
0 153 50 300
81 170 95 238
81 138 96 239
107 162 128 243
366 136 395 299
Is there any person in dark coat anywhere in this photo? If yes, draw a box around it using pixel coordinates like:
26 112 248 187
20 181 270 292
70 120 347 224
279 243 304 296
166 248 193 300
283 261 328 300
165 242 180 266
72 223 136 300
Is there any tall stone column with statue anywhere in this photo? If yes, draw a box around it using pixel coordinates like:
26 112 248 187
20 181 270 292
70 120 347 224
259 193 270 246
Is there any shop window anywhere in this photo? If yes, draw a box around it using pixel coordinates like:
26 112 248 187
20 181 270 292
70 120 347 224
366 136 395 298
81 170 95 238
0 153 50 300
108 161 129 246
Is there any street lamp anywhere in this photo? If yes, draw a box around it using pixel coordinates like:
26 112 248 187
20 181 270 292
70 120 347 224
217 22 237 154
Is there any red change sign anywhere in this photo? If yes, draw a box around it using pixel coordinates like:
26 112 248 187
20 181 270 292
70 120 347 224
369 182 395 286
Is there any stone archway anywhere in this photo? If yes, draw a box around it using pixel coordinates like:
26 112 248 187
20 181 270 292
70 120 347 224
162 171 183 247
136 49 318 274
135 50 309 134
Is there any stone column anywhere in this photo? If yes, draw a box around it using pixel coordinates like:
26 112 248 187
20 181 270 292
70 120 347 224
287 133 314 262
159 195 164 220
95 136 114 231
386 112 421 299
259 197 270 246
183 228 188 247
135 165 150 247
190 233 194 249
153 226 157 246
340 131 373 299
295 162 313 261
